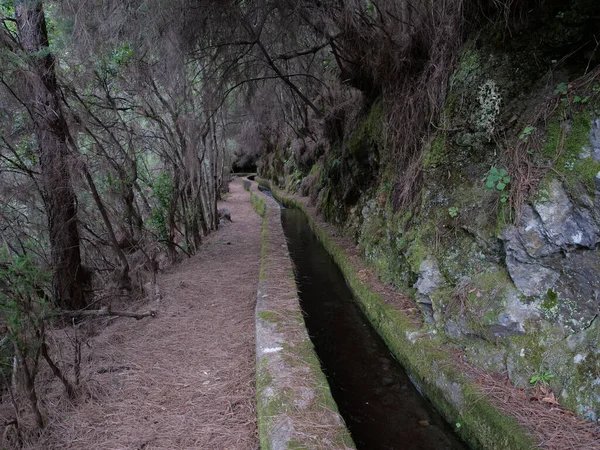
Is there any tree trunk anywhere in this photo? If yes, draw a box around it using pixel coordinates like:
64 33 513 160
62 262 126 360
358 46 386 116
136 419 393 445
15 1 88 310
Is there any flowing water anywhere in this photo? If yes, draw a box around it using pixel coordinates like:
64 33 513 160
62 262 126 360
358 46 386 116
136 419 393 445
281 206 467 450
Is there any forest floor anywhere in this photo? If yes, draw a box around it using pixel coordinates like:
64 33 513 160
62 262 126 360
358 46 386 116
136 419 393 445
17 179 261 450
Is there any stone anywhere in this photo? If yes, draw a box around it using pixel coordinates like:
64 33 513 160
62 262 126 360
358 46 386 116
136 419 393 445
590 118 600 162
543 317 600 422
517 205 558 258
503 179 600 297
218 207 232 223
414 257 443 323
503 226 559 296
533 179 599 249
463 340 507 373
414 257 443 299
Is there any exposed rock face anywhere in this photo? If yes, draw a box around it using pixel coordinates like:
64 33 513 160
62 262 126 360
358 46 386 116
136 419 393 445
543 317 600 422
413 257 443 323
503 178 600 331
381 115 600 420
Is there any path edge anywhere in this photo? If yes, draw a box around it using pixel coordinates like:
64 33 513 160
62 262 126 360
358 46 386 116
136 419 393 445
249 182 356 450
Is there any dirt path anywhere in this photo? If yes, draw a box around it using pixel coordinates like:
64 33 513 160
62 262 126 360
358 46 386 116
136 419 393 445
31 179 261 450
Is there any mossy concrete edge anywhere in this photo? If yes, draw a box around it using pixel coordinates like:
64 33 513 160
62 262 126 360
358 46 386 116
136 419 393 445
257 177 536 450
251 183 355 450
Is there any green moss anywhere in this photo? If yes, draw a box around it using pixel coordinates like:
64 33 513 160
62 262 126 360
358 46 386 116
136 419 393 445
543 111 597 194
253 189 269 281
256 357 274 450
510 333 548 376
259 311 278 323
450 46 482 91
406 235 429 274
346 100 384 157
308 162 322 178
251 192 267 217
286 440 304 449
424 134 447 169
260 216 268 280
275 332 355 448
572 158 600 192
541 289 559 312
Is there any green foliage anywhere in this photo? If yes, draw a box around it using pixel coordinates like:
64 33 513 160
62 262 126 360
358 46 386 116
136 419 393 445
554 82 568 95
541 289 559 311
448 206 459 218
573 95 590 104
147 172 173 242
485 167 511 203
99 42 134 78
243 180 251 191
0 247 51 344
544 112 599 194
553 81 592 104
251 192 267 217
519 126 535 141
152 172 173 210
529 371 555 388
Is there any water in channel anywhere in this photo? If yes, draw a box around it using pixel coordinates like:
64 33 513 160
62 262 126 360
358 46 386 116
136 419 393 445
281 206 467 450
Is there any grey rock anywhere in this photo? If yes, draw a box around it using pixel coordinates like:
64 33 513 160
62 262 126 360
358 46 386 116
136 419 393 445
505 349 531 388
543 317 600 422
414 257 443 298
503 225 560 296
463 340 507 373
580 118 600 162
503 179 600 298
444 319 461 339
500 288 540 331
414 258 442 323
505 256 559 297
518 205 559 257
533 179 599 249
218 207 232 223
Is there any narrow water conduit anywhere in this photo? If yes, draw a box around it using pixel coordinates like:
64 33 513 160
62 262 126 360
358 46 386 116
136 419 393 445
280 206 467 450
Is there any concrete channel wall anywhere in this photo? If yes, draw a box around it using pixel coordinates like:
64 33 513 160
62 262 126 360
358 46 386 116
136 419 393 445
256 178 536 450
250 182 355 450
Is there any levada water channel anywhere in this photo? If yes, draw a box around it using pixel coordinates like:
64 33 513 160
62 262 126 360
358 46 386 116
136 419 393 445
271 191 467 450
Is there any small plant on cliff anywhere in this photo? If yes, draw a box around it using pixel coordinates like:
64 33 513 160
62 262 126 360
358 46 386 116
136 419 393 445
519 126 536 141
573 95 590 104
554 82 568 95
529 371 555 388
448 206 459 218
485 167 511 204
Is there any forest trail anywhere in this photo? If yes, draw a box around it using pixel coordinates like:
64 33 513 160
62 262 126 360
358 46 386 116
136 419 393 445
31 179 260 450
